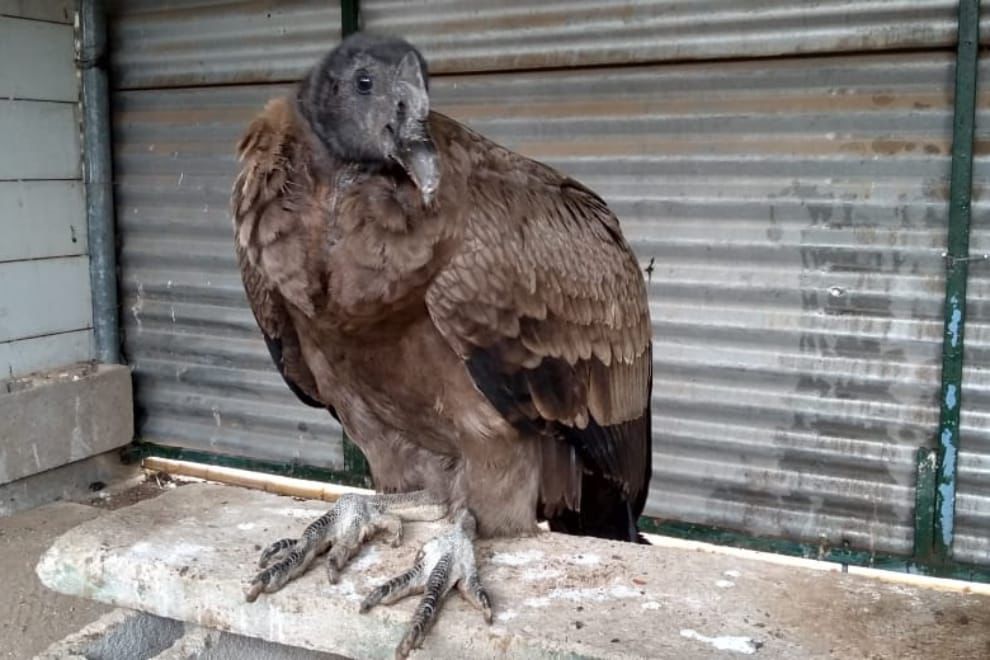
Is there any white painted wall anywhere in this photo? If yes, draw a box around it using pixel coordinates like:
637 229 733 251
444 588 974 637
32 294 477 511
0 2 93 378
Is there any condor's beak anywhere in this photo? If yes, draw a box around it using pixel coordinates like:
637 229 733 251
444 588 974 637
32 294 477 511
394 121 439 204
391 52 439 204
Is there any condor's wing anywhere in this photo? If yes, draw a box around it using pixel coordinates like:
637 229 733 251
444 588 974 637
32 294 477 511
425 114 653 540
231 98 329 413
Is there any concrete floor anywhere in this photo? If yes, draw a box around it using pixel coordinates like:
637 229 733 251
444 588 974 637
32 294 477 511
35 483 990 659
0 471 185 659
0 500 112 659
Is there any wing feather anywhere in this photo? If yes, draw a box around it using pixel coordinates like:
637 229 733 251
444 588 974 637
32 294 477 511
231 99 329 413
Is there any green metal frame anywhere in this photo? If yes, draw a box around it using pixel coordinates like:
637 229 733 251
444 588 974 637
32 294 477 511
928 0 980 564
126 0 988 576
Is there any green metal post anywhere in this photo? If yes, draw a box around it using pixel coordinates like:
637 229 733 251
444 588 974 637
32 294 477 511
341 0 360 36
337 0 371 485
932 0 980 563
913 448 938 561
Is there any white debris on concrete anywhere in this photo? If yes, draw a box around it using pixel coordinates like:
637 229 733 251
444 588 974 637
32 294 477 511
680 628 759 655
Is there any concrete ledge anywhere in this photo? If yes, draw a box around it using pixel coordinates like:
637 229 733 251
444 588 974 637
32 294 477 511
37 484 990 659
0 363 133 485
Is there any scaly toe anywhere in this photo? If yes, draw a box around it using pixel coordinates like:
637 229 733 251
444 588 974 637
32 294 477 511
258 537 297 568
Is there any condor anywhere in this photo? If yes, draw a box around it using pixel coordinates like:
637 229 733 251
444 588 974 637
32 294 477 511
232 32 653 657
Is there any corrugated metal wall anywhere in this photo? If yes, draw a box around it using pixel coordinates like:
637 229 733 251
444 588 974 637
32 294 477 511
108 1 988 563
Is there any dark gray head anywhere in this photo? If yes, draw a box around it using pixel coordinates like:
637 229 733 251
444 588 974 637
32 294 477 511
298 33 439 202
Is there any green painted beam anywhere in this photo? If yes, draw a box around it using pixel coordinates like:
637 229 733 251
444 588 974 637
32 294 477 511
933 0 980 563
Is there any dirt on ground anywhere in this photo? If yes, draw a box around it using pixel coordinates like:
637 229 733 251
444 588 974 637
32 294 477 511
86 470 195 511
0 501 111 659
0 472 196 658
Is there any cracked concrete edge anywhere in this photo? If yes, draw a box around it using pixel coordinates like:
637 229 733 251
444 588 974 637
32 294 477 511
35 607 351 660
0 449 140 517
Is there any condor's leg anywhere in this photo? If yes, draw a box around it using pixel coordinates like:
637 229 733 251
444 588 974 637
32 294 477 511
245 491 445 602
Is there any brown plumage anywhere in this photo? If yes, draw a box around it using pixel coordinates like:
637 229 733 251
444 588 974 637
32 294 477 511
232 36 652 546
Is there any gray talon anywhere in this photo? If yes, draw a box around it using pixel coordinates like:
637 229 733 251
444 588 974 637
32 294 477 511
244 491 445 602
360 510 491 659
258 537 297 568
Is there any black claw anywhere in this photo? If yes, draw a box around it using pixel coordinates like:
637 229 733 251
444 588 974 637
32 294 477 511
258 537 296 568
479 589 493 624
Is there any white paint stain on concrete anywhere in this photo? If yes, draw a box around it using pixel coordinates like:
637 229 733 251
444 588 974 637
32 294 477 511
526 582 641 606
491 550 543 566
724 570 741 578
642 601 661 610
496 609 519 622
568 553 601 566
69 395 91 462
130 541 212 563
349 547 381 572
323 578 362 602
236 522 255 531
522 567 563 581
716 579 735 588
680 629 758 654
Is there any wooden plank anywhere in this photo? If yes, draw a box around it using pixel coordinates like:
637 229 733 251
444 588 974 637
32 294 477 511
0 256 92 343
0 0 72 23
0 329 92 379
0 181 86 262
0 17 77 101
0 100 80 179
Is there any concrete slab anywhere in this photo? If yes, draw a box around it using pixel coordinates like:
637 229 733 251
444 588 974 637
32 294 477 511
0 363 133 486
37 484 990 659
0 501 113 659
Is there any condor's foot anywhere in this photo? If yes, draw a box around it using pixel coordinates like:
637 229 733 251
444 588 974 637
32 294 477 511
245 491 445 602
360 510 492 659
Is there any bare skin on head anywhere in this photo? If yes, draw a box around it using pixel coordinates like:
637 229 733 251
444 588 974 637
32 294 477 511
232 32 652 658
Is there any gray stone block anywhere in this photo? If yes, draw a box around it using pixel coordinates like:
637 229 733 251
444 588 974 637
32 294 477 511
0 363 133 485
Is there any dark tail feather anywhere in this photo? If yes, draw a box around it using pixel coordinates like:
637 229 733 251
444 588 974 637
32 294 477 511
546 472 645 543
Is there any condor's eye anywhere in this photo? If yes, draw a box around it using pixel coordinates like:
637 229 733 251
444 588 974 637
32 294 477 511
355 71 373 95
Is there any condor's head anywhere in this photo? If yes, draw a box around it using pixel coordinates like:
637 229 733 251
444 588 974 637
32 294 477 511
297 33 439 204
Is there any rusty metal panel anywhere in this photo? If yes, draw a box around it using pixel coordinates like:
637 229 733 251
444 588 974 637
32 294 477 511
955 58 990 566
108 1 990 89
112 48 968 557
107 1 341 89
